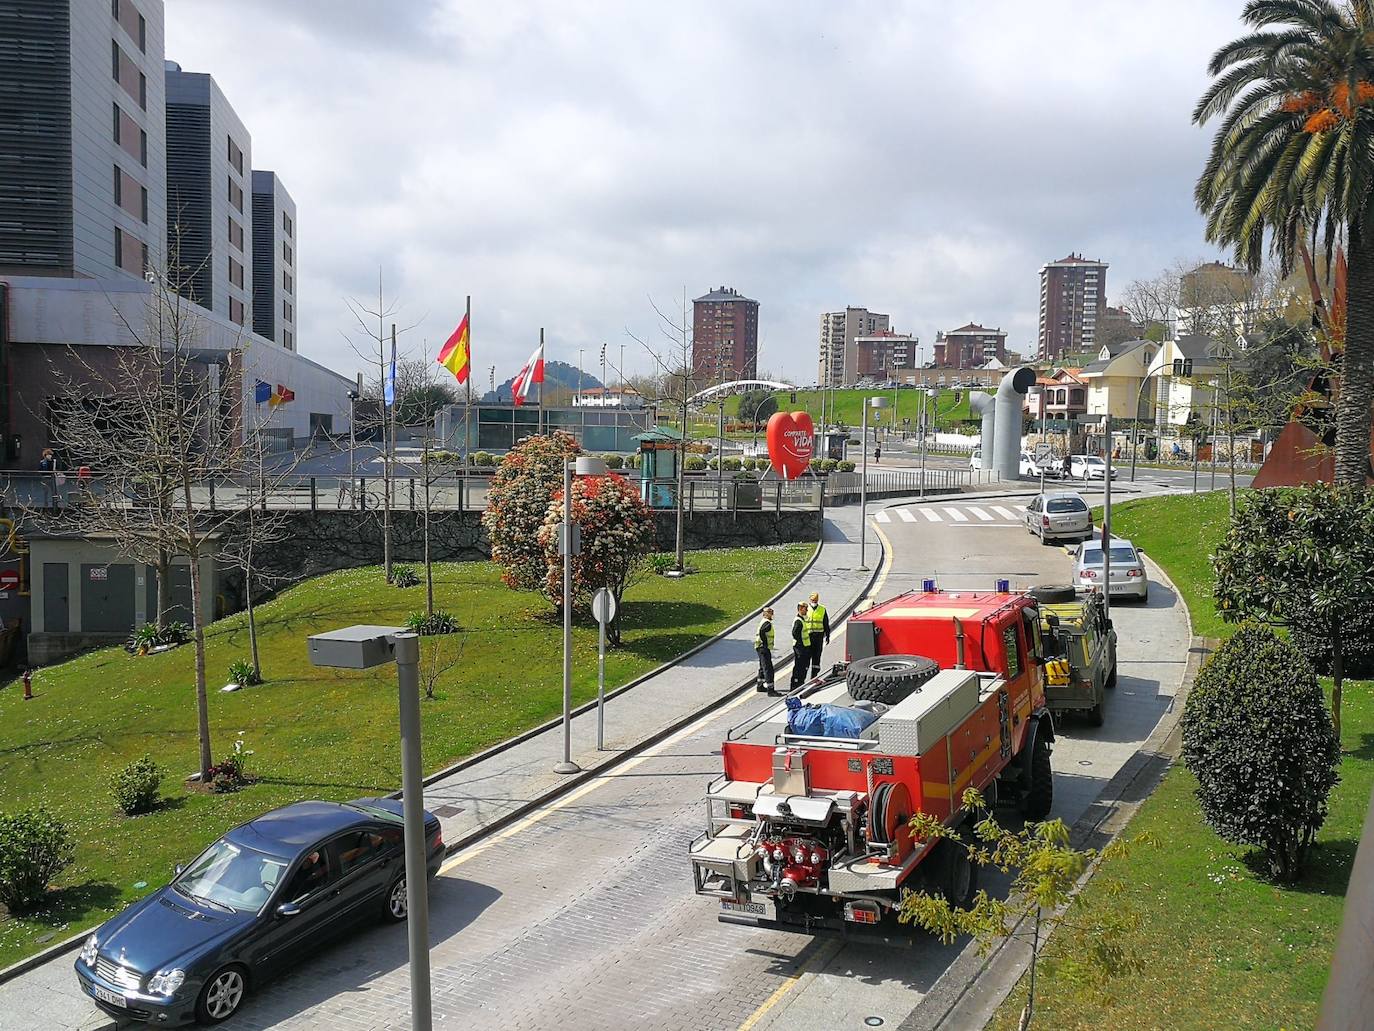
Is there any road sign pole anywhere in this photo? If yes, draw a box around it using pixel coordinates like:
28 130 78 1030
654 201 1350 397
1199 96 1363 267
597 612 607 750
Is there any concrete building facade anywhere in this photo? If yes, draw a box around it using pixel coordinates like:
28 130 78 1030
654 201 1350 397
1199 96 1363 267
692 286 759 382
164 63 252 327
854 331 918 380
818 307 890 386
0 0 168 280
1038 253 1108 361
933 323 1006 369
251 170 296 350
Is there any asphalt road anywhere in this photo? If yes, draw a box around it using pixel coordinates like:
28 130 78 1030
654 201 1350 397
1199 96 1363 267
6 485 1196 1031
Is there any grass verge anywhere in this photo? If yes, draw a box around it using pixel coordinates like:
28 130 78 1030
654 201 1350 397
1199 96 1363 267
992 491 1368 1030
0 544 810 968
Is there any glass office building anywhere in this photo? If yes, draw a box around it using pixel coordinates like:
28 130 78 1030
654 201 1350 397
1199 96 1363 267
439 403 656 454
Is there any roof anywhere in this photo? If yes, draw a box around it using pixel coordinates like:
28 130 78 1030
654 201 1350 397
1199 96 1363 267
1042 253 1108 269
945 322 1004 336
229 801 369 857
632 425 686 442
694 286 758 305
1172 334 1222 362
1080 338 1153 375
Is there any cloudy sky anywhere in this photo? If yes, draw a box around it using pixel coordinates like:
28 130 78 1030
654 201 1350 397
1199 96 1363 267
167 1 1247 386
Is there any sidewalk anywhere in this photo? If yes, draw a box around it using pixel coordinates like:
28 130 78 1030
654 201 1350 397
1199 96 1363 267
413 500 881 853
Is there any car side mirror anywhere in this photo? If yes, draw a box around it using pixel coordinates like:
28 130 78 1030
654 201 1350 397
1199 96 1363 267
275 902 302 920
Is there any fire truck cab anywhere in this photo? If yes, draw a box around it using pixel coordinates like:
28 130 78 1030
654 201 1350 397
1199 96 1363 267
689 588 1054 939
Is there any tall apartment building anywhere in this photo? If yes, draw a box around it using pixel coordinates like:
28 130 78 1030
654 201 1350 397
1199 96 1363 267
933 323 1007 370
251 171 296 350
818 307 890 386
692 286 759 382
1038 253 1108 361
164 63 252 327
0 0 167 279
855 332 918 379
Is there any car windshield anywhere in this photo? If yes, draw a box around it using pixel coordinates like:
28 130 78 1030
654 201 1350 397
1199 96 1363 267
175 839 288 913
1081 457 1104 466
1047 497 1086 513
1081 546 1138 564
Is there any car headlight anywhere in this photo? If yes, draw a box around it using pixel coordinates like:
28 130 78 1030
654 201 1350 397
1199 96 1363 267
147 968 185 997
79 934 98 967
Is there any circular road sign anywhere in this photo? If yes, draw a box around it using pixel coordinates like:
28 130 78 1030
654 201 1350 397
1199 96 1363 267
591 588 617 626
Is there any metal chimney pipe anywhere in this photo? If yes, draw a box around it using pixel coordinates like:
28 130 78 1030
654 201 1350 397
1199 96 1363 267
994 367 1037 482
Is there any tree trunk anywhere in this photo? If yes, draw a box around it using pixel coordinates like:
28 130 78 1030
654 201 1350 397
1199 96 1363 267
1336 224 1374 488
1019 906 1041 1031
155 549 171 630
181 496 212 780
674 400 687 572
424 433 434 617
246 558 261 680
1332 620 1344 745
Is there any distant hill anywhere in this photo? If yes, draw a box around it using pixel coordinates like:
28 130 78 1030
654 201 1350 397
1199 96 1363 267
482 360 603 403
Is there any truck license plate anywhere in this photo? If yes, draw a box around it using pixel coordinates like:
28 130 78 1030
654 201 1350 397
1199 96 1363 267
721 899 765 917
91 984 127 1008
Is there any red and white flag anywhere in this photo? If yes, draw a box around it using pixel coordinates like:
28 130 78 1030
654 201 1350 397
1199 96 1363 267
510 342 545 406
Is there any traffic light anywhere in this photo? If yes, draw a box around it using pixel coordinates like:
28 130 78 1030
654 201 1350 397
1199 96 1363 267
790 391 797 403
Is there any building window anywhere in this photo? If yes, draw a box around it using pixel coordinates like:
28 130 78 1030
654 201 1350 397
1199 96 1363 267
229 257 243 288
283 299 292 322
283 241 292 264
141 241 148 273
111 38 119 80
283 329 293 350
113 164 121 206
227 138 243 175
228 217 242 250
114 226 122 266
228 177 243 212
138 72 146 109
282 270 292 293
229 297 244 325
138 13 146 52
112 101 120 143
282 211 293 237
140 185 147 223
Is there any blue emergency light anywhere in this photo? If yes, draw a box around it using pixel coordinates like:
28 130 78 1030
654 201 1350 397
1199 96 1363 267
996 578 1010 593
923 578 937 593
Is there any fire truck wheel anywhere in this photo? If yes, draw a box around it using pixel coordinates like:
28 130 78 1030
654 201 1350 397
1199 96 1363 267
847 655 940 705
1022 734 1054 820
936 839 978 910
1106 664 1118 690
1086 700 1104 727
1029 585 1076 604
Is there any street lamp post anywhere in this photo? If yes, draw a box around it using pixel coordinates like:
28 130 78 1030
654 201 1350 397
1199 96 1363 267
346 389 359 509
307 626 431 1031
1129 358 1172 483
859 396 889 570
554 455 609 775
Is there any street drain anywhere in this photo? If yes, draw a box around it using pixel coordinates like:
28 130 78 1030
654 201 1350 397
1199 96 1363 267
865 1019 885 1027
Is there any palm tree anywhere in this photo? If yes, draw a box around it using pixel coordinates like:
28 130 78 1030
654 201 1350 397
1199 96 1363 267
1194 0 1374 487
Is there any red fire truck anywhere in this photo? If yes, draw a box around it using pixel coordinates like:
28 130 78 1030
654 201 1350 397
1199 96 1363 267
688 587 1055 939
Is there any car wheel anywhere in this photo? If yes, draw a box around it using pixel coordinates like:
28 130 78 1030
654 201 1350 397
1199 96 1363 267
195 965 248 1025
383 873 409 922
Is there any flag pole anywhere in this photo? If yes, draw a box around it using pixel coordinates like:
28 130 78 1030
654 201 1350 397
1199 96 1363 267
463 294 471 472
538 326 545 435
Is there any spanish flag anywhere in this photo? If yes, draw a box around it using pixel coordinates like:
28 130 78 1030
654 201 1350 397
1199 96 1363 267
437 312 471 384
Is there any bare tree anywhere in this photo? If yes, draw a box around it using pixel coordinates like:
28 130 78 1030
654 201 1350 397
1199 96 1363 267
29 254 246 779
419 633 463 701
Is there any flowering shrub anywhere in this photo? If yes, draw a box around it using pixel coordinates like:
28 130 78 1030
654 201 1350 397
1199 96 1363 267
207 734 255 793
482 431 582 592
536 473 656 644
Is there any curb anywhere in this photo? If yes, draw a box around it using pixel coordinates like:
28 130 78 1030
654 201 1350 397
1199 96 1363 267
906 590 1209 1031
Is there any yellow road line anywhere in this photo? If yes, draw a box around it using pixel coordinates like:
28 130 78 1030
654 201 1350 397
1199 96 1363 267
870 523 894 602
737 938 843 1030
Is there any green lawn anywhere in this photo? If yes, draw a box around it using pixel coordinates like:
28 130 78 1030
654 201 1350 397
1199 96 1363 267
993 491 1369 1030
0 544 811 968
666 388 974 441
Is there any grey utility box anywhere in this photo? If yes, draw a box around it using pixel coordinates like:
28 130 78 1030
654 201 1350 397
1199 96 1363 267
307 625 405 669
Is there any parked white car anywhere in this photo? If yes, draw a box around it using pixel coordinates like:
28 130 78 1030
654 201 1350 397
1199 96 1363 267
1069 455 1117 480
969 447 983 470
1074 537 1149 602
1024 491 1093 543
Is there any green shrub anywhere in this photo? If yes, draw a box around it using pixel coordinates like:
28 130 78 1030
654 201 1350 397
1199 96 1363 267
722 457 742 472
473 451 495 467
0 807 75 912
685 456 707 472
838 460 856 472
820 458 838 473
602 454 624 470
808 459 822 473
112 755 164 816
706 456 721 470
125 620 191 654
1180 624 1340 881
405 609 458 635
742 457 758 471
391 564 421 588
650 554 676 575
626 453 641 469
1290 608 1374 678
226 659 261 687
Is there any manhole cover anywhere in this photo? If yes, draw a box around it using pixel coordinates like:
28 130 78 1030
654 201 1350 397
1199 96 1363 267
431 804 465 818
1077 759 1093 767
865 1019 885 1028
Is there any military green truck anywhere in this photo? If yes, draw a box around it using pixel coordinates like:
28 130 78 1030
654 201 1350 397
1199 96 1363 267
1030 585 1117 726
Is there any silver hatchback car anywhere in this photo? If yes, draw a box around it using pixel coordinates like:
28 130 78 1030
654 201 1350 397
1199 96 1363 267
1025 491 1093 543
1073 537 1149 602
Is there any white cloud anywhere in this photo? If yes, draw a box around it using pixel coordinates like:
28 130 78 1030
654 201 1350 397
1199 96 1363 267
166 0 1245 384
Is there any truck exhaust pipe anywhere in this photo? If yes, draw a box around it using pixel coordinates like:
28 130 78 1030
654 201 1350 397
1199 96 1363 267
954 616 966 669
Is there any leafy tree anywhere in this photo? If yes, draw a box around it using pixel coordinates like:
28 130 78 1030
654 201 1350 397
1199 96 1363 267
1180 624 1340 881
737 389 778 428
898 789 1147 1030
1193 2 1374 488
536 473 656 644
481 431 582 592
1212 484 1374 738
0 807 75 912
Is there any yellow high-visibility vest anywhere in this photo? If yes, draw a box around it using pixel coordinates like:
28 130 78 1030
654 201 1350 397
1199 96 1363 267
806 604 827 637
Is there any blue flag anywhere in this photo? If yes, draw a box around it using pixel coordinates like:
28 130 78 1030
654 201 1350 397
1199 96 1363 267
254 380 271 404
384 338 397 407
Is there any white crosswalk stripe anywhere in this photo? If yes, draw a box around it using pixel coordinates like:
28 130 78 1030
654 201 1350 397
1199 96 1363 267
967 506 994 521
993 506 1020 520
898 508 918 523
874 510 891 523
920 508 942 522
943 507 968 522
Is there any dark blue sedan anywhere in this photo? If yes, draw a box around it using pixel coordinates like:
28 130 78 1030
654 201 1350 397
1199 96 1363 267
74 798 444 1025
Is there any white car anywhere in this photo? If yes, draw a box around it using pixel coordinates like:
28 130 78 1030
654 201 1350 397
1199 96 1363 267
1074 537 1149 602
969 447 983 470
1024 491 1093 543
1069 455 1117 480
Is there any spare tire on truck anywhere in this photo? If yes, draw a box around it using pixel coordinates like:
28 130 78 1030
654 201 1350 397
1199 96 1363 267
1029 585 1076 604
846 654 939 705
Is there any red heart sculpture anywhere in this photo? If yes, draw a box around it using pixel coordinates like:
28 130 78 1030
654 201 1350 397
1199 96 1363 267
766 411 815 480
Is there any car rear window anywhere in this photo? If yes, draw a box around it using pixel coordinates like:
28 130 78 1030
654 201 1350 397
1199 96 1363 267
1082 546 1137 564
1047 498 1087 513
